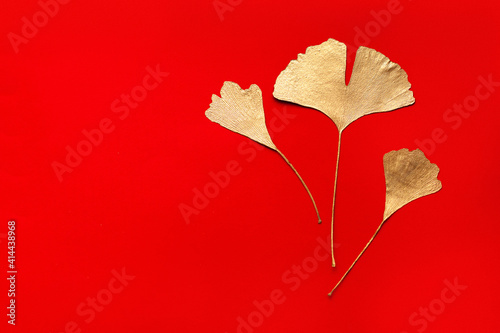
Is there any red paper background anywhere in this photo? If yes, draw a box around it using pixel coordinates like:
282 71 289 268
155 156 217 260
1 0 499 332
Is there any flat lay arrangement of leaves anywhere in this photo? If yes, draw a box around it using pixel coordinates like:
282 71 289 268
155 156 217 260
205 38 442 295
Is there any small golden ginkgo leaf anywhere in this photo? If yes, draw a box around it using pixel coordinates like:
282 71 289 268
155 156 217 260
383 148 442 221
206 81 321 223
328 148 442 295
274 38 415 267
207 81 276 150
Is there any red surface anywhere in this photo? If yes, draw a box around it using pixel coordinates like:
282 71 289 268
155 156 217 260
1 0 499 332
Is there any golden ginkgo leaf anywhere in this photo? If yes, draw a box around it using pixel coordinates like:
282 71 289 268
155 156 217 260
383 148 442 221
274 38 415 131
207 82 277 150
206 81 321 223
328 148 442 296
274 38 415 267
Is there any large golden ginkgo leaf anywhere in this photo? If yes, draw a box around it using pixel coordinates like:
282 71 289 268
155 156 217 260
206 81 321 223
274 38 415 131
274 38 415 266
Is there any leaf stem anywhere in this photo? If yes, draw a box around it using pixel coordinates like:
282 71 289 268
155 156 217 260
328 217 387 296
331 130 342 267
277 150 321 224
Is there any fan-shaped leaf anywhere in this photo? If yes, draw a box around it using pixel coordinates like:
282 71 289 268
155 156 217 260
383 148 442 221
207 81 276 150
274 38 415 131
206 81 321 223
328 148 441 295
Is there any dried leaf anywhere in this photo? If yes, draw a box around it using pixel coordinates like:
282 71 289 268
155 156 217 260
206 81 321 223
274 38 415 131
273 38 415 266
383 148 442 221
328 148 442 295
207 82 277 150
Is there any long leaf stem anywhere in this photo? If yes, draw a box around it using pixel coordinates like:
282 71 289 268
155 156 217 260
331 130 343 267
328 217 387 296
277 150 321 224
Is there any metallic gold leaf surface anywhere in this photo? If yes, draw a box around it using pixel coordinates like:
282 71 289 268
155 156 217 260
207 81 276 150
383 148 442 221
273 38 415 132
273 38 415 267
328 149 442 295
206 81 321 223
